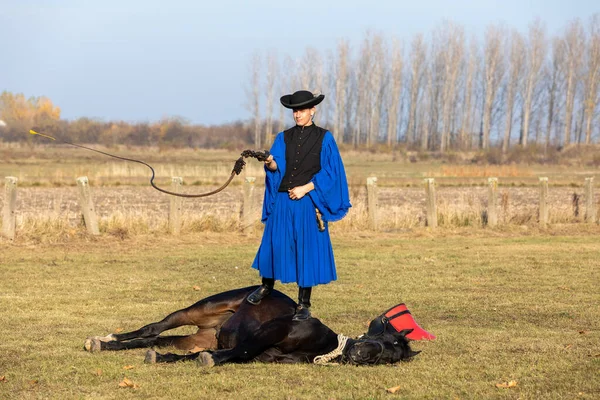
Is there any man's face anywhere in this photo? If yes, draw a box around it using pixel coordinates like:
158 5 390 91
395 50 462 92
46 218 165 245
293 107 314 126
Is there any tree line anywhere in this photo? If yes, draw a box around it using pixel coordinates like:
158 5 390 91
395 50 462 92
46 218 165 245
0 92 252 148
247 16 600 152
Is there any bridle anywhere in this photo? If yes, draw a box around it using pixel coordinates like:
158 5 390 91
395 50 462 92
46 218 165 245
342 338 386 365
29 128 269 198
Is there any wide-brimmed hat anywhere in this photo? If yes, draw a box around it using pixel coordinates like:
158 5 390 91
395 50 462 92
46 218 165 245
280 90 325 109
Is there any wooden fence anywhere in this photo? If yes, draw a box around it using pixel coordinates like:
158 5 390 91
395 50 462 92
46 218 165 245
1 175 598 239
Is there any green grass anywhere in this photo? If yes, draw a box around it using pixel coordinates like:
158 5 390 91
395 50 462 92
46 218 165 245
0 231 598 399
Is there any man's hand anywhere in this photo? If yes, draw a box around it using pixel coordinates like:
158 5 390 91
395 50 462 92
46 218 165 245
264 155 277 171
288 182 315 200
255 150 271 162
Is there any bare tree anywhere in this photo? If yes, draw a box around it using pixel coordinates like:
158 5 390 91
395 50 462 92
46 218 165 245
246 51 262 147
459 37 479 149
583 14 600 144
562 19 585 147
520 19 547 147
502 30 525 153
481 25 506 149
333 39 350 143
420 60 438 151
321 50 335 130
386 38 403 146
406 34 427 146
277 55 296 132
545 38 566 149
367 33 386 147
344 58 357 143
353 33 373 147
438 22 465 152
264 50 278 147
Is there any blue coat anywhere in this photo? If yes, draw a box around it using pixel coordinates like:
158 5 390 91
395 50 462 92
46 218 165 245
252 130 351 287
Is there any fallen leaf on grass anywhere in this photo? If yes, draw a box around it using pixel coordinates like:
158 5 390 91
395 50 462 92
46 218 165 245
118 377 139 389
29 380 38 386
578 330 589 335
386 385 401 393
92 369 102 376
0 376 5 382
496 380 518 389
114 328 124 334
122 365 134 370
564 344 573 349
193 285 201 291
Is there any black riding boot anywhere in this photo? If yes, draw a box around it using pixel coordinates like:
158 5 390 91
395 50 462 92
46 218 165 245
247 278 274 305
293 287 312 321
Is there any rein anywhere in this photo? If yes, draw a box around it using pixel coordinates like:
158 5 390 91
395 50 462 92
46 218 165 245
368 341 385 365
29 128 269 198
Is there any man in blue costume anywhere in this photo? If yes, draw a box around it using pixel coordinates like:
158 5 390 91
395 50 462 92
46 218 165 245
247 90 351 321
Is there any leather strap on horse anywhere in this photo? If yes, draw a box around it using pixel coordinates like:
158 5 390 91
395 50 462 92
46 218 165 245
29 127 270 198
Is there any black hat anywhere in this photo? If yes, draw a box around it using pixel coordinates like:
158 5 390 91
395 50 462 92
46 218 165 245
280 90 325 109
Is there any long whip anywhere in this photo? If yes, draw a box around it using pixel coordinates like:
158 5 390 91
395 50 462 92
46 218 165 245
28 128 269 198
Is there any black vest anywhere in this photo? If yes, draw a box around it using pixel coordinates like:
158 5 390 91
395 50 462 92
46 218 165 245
278 124 326 192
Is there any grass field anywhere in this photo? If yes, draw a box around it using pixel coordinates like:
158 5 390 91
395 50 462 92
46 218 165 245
0 231 598 399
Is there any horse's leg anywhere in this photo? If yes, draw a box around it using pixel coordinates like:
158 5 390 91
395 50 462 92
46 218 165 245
86 327 218 352
84 290 247 352
112 307 232 342
144 350 202 364
199 318 292 367
142 328 222 364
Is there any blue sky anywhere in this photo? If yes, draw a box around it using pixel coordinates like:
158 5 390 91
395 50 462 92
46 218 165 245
1 0 597 125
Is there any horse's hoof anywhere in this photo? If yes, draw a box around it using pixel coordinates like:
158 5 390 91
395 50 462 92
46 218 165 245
145 350 157 364
196 352 215 368
84 338 102 352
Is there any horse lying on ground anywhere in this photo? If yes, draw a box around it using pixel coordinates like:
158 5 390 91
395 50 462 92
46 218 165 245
84 286 426 366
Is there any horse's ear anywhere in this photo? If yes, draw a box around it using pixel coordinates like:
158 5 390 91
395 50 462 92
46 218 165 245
408 349 421 358
367 317 386 337
396 328 414 337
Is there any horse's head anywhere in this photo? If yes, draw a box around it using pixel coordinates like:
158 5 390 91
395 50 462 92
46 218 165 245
343 328 420 365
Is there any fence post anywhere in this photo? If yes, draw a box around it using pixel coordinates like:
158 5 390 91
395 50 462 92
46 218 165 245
169 177 183 235
242 177 256 234
539 177 549 228
366 177 378 230
2 176 18 240
487 177 498 227
424 178 437 228
76 176 100 235
584 177 596 224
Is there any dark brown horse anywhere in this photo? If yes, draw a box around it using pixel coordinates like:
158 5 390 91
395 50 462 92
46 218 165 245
84 286 421 366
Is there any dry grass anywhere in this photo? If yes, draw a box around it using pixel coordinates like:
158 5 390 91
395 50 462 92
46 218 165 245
1 185 599 243
1 146 599 242
437 164 531 178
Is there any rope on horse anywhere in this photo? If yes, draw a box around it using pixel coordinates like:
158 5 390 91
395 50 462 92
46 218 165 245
313 334 349 365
